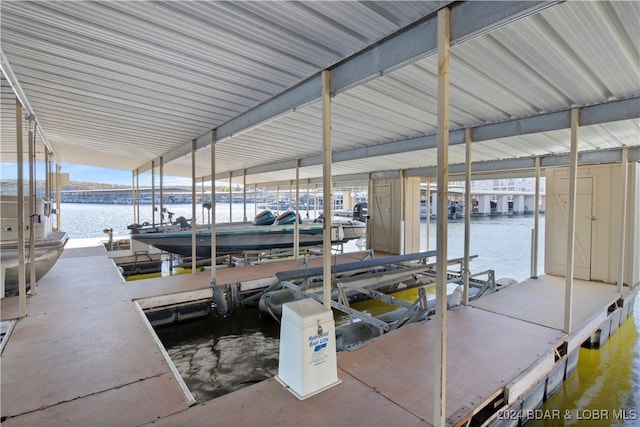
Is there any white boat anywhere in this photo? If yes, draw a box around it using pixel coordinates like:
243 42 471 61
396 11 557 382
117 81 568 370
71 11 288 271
1 196 69 297
129 210 366 258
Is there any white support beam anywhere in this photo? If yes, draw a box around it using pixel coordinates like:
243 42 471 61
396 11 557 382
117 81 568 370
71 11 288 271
131 171 136 225
210 131 217 284
16 100 26 317
294 160 300 260
435 7 450 427
28 117 37 295
322 70 333 309
243 170 248 223
56 163 62 231
191 139 197 273
426 177 431 251
463 128 472 305
532 156 541 278
618 147 629 292
151 160 156 226
159 157 164 225
564 108 580 334
232 97 640 184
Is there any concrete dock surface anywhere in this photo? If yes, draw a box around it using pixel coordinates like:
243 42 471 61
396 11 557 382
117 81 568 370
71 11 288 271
1 239 634 426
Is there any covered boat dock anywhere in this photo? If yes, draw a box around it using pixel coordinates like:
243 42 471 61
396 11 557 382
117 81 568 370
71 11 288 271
2 238 637 426
1 1 639 426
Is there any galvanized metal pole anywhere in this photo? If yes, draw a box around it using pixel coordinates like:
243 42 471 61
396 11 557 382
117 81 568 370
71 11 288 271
294 160 300 259
322 69 333 309
132 171 136 225
159 157 164 225
16 101 26 317
191 139 197 273
618 147 629 292
532 156 541 278
435 7 450 426
564 108 580 334
211 131 217 283
426 176 431 251
28 117 36 295
243 169 247 223
229 173 233 222
289 181 293 211
306 179 310 219
135 170 140 224
151 160 156 227
45 149 50 201
399 169 405 255
201 178 205 224
56 164 61 231
367 174 372 250
463 128 472 305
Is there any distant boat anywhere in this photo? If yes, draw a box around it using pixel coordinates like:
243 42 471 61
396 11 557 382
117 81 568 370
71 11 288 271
129 210 366 258
1 196 69 296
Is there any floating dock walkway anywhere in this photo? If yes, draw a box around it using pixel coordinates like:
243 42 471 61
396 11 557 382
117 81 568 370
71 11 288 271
1 239 636 426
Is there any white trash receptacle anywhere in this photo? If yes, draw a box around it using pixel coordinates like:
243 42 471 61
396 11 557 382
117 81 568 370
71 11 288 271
275 298 341 399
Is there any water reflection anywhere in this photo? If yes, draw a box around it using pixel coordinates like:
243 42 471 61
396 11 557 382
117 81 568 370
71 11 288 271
156 309 280 403
529 299 639 426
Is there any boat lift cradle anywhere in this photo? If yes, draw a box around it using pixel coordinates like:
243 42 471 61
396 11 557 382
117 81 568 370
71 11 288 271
250 251 500 345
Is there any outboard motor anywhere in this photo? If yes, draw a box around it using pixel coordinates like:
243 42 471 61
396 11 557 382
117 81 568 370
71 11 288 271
353 202 368 222
127 223 142 234
274 211 300 225
175 216 190 230
253 210 276 225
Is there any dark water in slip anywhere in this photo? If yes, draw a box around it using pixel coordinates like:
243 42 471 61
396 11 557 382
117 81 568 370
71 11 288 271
60 203 638 421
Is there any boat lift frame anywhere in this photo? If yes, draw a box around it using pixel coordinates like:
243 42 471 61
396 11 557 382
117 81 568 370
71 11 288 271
273 251 498 336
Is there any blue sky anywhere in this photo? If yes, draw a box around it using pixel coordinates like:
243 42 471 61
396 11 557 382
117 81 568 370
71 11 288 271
0 162 191 186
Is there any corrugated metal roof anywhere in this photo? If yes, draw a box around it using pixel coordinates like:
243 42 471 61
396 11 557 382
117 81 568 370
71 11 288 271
1 1 638 185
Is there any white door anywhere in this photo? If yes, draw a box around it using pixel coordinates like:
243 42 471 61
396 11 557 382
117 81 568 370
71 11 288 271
371 183 392 252
549 177 593 280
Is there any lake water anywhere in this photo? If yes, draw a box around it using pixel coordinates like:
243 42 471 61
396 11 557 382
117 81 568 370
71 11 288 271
61 202 542 281
59 203 638 422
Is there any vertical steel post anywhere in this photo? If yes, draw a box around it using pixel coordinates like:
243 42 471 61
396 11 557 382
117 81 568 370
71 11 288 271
211 131 217 284
132 171 136 225
564 108 580 334
45 149 50 201
618 147 629 292
243 169 247 223
322 69 333 309
159 157 164 225
56 164 61 231
463 128 472 305
229 173 233 222
426 176 431 251
28 117 36 295
191 139 197 273
532 156 541 278
151 160 156 226
294 160 300 259
201 178 206 224
435 7 451 426
399 169 405 255
16 101 26 317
